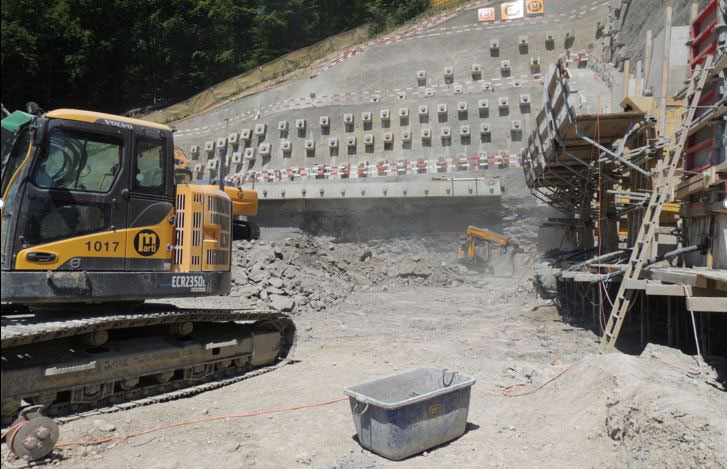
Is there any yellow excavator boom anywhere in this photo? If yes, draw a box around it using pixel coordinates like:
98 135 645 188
465 226 510 247
459 226 515 260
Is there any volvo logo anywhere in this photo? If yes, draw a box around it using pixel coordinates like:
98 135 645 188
102 119 133 130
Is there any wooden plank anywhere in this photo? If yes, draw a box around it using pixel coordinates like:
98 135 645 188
686 297 727 313
574 272 605 282
649 269 701 287
646 283 692 296
624 278 646 290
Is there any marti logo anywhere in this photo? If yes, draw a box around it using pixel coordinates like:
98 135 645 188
527 1 544 14
134 230 160 256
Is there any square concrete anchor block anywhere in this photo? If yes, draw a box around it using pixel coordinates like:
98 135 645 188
258 142 271 156
401 130 412 142
512 80 522 88
530 56 541 72
565 31 574 40
278 121 288 131
399 107 409 118
231 151 243 164
480 122 491 134
499 97 509 108
343 113 354 124
519 94 531 105
207 159 218 170
519 35 528 47
437 104 447 114
418 105 429 117
425 89 436 97
304 139 315 150
190 145 200 156
227 133 239 145
511 120 522 131
472 64 482 78
460 125 471 136
397 91 407 100
383 132 394 144
216 137 227 149
440 127 451 137
361 112 372 123
243 147 255 159
193 163 203 172
421 128 432 139
457 102 468 112
240 128 252 141
254 123 266 136
490 39 499 50
545 33 554 43
380 109 390 121
363 134 374 145
443 67 454 79
500 60 511 72
482 82 493 91
453 84 463 94
320 116 330 127
346 136 357 147
328 137 338 148
280 140 292 152
295 119 306 130
204 141 215 153
416 70 426 84
478 99 489 111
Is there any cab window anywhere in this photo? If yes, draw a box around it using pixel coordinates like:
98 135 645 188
133 139 165 194
33 129 121 193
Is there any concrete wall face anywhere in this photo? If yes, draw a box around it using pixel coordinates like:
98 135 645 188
172 0 607 190
645 26 691 97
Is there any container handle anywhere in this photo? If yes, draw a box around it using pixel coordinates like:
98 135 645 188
442 369 458 387
353 399 370 416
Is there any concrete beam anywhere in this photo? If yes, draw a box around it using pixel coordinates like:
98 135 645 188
251 176 502 201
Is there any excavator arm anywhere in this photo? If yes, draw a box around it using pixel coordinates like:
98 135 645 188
459 226 518 261
465 226 510 248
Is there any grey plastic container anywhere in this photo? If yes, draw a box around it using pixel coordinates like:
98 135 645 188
343 367 475 460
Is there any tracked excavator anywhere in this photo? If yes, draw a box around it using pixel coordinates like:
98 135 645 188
0 106 295 431
458 226 520 275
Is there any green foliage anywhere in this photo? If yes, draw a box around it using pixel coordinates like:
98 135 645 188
1 0 430 115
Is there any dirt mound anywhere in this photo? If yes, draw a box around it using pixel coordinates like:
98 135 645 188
522 349 727 468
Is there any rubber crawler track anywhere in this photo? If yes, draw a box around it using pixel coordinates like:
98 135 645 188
1 306 297 426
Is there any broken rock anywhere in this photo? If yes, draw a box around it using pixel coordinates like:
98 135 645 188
269 295 295 312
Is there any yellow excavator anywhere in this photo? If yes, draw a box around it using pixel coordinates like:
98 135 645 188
0 106 294 452
458 226 516 260
458 226 520 274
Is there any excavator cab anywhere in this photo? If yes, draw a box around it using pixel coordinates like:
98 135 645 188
1 109 233 305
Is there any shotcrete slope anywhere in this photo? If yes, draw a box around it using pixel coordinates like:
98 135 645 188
172 0 610 177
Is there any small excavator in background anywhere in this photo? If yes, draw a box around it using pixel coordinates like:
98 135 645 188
458 226 520 275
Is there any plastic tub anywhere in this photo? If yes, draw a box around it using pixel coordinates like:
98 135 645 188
343 367 475 460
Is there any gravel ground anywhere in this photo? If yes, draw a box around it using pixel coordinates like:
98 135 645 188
10 239 724 469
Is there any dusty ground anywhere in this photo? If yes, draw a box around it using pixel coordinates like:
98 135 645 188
24 239 726 469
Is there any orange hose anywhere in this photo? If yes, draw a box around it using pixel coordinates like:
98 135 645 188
502 359 583 397
56 397 348 448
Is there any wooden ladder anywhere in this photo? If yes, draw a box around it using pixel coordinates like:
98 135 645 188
600 55 714 351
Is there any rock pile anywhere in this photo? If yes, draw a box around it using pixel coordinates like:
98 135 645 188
231 236 354 313
230 233 536 314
